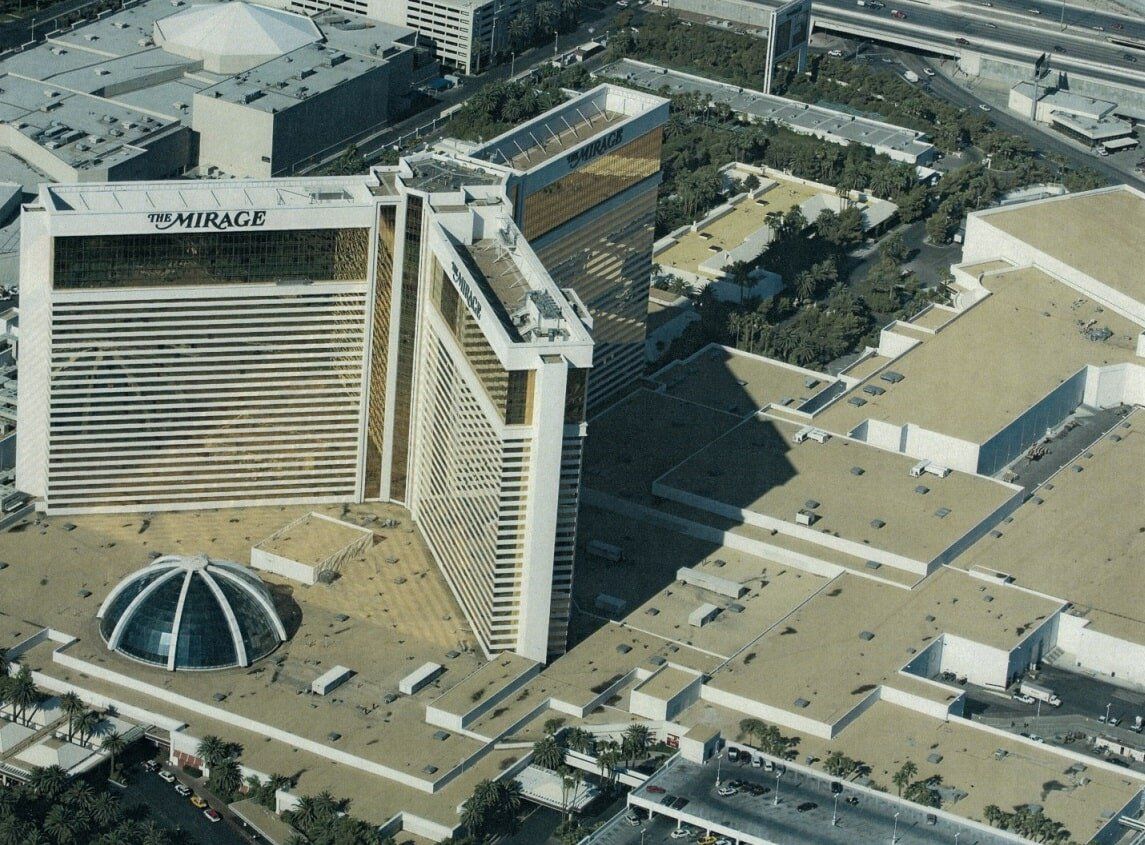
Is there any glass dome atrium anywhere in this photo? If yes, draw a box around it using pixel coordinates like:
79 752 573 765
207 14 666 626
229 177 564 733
97 554 286 671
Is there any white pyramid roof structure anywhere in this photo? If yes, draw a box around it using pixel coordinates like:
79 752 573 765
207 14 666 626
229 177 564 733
154 1 323 74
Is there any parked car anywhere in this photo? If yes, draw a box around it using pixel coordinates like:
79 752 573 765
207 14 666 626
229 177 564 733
647 785 666 794
143 760 159 772
190 795 207 809
955 37 971 45
978 104 992 112
1013 693 1036 704
797 802 818 813
845 795 860 806
831 781 844 795
1053 44 1066 52
672 797 690 810
174 784 192 797
203 809 222 823
717 785 738 797
625 811 642 827
158 771 176 783
828 49 844 57
891 9 906 18
923 67 936 76
670 828 692 840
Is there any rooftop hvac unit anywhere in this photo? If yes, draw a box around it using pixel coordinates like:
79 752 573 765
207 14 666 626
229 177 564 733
793 426 814 444
909 460 929 478
808 429 830 444
795 509 818 526
923 463 951 478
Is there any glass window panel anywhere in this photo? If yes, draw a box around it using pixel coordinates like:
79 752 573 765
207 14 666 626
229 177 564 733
117 573 187 667
173 576 238 669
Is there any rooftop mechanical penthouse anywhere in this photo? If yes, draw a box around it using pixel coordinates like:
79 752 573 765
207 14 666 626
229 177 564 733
13 136 629 660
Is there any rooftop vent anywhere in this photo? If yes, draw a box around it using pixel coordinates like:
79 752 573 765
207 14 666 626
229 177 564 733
934 507 951 519
865 560 881 570
851 466 865 476
870 519 885 529
804 499 820 510
880 371 905 384
433 730 450 741
915 485 929 494
794 698 810 709
862 384 886 396
848 396 867 407
616 644 632 654
859 631 875 641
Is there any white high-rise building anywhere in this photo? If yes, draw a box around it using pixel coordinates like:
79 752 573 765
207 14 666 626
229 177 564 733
15 85 666 660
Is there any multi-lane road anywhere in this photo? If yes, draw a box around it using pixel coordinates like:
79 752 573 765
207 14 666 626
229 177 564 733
811 0 1145 87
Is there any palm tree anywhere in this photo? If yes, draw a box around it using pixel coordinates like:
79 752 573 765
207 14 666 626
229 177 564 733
140 821 166 845
75 710 102 747
739 718 767 748
892 760 917 796
9 667 39 726
101 731 127 779
564 727 594 756
0 646 9 678
195 735 228 768
209 758 242 800
27 765 68 801
287 794 320 831
621 724 651 767
59 693 84 743
43 804 76 845
88 792 120 828
532 735 564 771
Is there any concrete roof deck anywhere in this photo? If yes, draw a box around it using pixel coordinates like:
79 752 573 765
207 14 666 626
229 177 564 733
624 556 826 660
653 345 835 416
707 569 1062 725
583 389 741 502
657 415 1018 564
794 700 1142 842
974 186 1145 312
656 181 816 277
43 174 375 212
0 502 493 784
838 353 891 383
540 623 722 712
816 267 1142 443
954 412 1145 642
633 666 702 702
255 512 371 567
908 304 957 332
959 259 1014 278
12 636 504 831
427 652 539 720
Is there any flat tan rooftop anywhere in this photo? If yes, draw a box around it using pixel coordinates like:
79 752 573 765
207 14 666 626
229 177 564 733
794 700 1141 843
707 569 1062 725
817 267 1142 443
976 186 1145 306
954 411 1145 642
656 180 817 276
255 513 370 567
653 345 834 415
657 415 1019 564
0 502 494 787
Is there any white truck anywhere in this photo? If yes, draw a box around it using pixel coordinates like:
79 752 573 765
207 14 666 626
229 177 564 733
902 70 920 83
1019 680 1062 707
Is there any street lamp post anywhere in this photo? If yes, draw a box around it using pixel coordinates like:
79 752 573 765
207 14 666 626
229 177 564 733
955 832 961 844
892 811 901 843
832 793 840 826
510 52 516 77
716 750 723 788
774 771 782 806
553 30 559 57
1106 702 1112 723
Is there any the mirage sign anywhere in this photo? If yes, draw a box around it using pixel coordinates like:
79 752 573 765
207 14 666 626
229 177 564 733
564 127 624 169
147 210 268 231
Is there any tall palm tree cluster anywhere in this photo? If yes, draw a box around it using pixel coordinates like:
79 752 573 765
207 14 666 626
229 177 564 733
453 778 523 844
281 791 392 845
738 719 799 760
194 735 243 803
982 804 1077 844
0 661 43 730
0 770 178 845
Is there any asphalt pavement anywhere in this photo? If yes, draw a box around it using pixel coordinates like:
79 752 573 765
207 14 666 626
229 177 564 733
120 762 250 845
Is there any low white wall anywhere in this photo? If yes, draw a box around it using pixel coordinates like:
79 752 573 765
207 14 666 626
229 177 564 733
700 684 835 740
250 548 317 585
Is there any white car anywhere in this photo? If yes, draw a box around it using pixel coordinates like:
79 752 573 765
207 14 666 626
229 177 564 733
978 104 992 112
717 785 738 797
1012 693 1036 704
174 783 192 797
670 828 692 840
158 770 176 783
923 67 936 76
828 49 844 57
